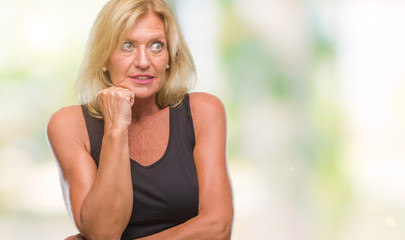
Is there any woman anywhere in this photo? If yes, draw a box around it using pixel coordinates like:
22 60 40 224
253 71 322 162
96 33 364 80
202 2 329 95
47 0 233 239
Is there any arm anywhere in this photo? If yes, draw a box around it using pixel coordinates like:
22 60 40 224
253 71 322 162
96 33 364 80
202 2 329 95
47 87 135 240
137 92 234 240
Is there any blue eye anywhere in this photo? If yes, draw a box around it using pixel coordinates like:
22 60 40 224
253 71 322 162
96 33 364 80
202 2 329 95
151 41 163 52
122 42 134 51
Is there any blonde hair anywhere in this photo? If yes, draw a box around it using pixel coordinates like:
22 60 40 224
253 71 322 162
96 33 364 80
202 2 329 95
76 0 196 118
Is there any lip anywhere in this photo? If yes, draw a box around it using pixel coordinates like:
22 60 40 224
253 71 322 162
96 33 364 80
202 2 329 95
129 74 155 85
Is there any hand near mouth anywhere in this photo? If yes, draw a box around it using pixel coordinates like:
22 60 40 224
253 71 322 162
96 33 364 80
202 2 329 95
97 86 135 130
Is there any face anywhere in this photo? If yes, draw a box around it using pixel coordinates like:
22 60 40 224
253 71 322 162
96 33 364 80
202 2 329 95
108 12 169 100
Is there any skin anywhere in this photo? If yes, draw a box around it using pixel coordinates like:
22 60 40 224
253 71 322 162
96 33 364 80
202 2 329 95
47 11 233 240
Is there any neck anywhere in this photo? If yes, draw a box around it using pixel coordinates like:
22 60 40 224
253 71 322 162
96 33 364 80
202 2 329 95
131 96 160 122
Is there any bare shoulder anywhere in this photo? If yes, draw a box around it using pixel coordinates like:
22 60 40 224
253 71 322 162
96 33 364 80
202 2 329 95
188 92 226 137
47 105 89 153
188 92 226 115
47 105 84 135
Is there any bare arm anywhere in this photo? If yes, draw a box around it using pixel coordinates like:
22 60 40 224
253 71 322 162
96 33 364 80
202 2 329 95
47 87 135 240
136 92 234 240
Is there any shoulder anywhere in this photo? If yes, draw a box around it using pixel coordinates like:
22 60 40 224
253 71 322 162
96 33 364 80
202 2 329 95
47 105 84 133
47 105 88 150
188 92 225 115
188 92 226 138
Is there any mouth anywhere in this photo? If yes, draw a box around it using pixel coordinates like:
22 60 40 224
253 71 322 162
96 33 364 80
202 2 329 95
130 74 154 79
130 74 155 84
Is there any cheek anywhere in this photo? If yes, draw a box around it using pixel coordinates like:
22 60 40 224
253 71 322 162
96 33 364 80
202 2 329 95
158 54 170 77
108 56 132 84
157 66 168 85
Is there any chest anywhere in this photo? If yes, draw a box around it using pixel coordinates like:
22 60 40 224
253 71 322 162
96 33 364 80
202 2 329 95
128 109 169 166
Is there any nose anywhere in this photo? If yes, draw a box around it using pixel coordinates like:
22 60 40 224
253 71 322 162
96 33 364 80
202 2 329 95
133 45 150 69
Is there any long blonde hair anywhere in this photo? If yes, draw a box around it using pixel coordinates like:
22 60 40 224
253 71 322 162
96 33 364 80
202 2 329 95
76 0 196 118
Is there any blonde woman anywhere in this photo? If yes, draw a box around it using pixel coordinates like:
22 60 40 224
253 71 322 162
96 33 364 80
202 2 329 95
47 0 233 239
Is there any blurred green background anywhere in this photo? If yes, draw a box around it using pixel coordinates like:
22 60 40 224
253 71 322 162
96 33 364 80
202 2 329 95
1 0 405 239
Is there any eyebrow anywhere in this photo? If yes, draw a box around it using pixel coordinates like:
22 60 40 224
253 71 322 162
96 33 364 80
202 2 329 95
124 32 167 43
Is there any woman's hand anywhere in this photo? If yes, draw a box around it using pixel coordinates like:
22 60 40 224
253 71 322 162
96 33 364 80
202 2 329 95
97 86 135 130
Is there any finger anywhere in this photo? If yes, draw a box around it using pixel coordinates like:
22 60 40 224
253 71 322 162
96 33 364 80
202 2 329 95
116 88 135 104
124 90 135 106
129 92 135 106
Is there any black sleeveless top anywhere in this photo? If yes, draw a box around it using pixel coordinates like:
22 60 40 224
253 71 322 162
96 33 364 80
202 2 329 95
81 94 199 239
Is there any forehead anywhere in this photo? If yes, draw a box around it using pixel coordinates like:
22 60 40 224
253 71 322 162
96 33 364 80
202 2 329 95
125 12 165 38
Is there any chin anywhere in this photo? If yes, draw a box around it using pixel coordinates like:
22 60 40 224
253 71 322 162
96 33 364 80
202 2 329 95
132 88 159 99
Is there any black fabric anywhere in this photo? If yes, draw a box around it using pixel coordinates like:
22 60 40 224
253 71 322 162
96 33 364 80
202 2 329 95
81 94 199 239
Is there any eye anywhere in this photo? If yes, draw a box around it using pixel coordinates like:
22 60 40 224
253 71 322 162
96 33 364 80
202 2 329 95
150 41 164 53
122 42 134 51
